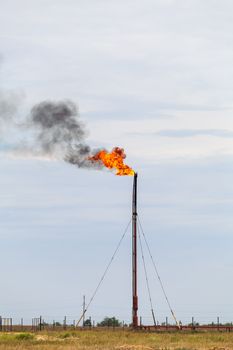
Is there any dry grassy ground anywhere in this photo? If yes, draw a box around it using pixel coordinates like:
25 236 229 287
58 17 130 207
0 330 231 350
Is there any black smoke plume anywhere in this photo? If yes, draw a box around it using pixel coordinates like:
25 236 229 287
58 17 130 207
0 91 20 130
0 98 103 169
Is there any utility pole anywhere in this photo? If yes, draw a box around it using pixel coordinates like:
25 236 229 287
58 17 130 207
132 172 138 328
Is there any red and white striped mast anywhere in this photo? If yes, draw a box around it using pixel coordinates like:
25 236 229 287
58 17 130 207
132 172 138 328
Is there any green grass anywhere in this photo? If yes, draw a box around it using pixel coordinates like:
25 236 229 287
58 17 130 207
14 332 35 340
0 330 231 349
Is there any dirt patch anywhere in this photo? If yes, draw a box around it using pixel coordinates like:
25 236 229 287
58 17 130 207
116 345 153 350
35 335 50 341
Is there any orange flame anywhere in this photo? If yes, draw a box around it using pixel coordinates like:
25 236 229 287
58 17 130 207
89 147 134 176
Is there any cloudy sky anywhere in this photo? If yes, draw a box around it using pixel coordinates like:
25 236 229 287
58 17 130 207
1 0 233 325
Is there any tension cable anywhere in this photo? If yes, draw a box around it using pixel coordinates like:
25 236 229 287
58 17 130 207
138 225 157 327
76 219 132 327
138 215 180 328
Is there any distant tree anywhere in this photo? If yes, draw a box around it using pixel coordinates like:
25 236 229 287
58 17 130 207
83 319 92 327
97 317 121 327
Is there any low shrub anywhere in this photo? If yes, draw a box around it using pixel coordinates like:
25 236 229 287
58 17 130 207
59 332 71 339
14 332 34 340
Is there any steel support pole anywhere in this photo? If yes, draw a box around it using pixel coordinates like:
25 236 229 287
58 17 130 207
132 172 138 328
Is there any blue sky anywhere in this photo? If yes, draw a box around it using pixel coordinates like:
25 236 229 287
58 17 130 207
1 0 233 325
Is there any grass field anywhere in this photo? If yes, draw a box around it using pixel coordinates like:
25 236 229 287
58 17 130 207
0 330 231 350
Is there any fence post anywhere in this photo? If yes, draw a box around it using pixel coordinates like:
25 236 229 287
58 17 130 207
63 316 67 330
192 317 195 330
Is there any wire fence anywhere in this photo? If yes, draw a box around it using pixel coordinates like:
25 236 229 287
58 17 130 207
1 315 233 332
